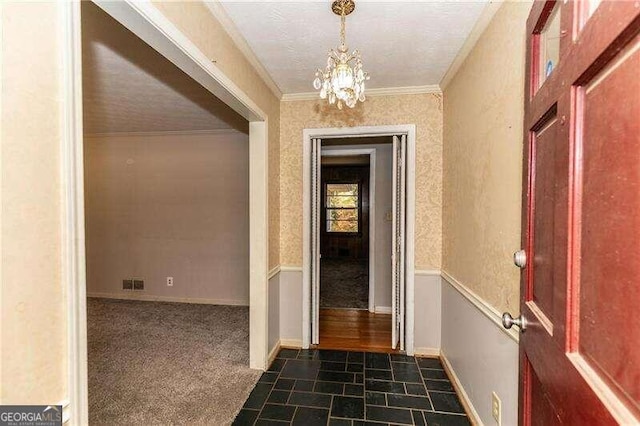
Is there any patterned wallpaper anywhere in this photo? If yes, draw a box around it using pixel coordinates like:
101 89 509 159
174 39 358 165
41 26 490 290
279 93 443 270
443 2 531 314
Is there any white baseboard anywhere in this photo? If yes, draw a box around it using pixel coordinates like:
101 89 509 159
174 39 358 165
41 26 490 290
374 306 392 314
87 292 249 306
413 347 441 357
279 339 303 348
441 350 483 426
267 341 281 368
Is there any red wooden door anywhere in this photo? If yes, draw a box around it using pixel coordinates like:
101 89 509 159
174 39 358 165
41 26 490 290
518 1 640 424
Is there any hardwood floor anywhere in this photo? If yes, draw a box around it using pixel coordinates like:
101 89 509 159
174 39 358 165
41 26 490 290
315 308 399 353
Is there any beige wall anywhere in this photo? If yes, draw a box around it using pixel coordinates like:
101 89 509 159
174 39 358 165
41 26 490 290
151 1 281 270
280 94 443 270
442 2 532 314
1 2 66 403
84 132 250 304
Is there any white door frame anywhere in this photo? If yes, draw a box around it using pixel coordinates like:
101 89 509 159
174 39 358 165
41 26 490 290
61 1 270 423
321 148 377 313
302 125 416 355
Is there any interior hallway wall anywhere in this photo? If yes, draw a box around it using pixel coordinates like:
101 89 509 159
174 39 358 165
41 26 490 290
441 2 532 425
442 2 529 315
322 144 393 310
1 2 67 403
85 131 250 304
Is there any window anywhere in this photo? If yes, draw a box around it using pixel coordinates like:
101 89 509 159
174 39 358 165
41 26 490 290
325 183 359 233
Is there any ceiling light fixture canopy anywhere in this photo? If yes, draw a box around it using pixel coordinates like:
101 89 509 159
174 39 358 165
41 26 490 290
313 0 369 109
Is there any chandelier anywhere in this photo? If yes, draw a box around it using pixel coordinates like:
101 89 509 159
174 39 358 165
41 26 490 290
313 0 369 109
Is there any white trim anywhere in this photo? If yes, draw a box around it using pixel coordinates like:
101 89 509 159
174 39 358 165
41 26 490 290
267 340 281 367
87 292 249 306
441 270 519 342
249 120 269 370
56 399 71 424
413 348 441 358
203 1 282 99
441 350 484 426
321 148 376 313
302 124 416 355
61 2 88 424
439 0 502 90
280 265 303 272
415 269 442 276
268 265 281 280
279 339 303 348
282 85 442 102
83 128 243 138
374 306 392 314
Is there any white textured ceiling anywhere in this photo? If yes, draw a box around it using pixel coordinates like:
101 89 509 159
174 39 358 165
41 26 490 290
82 2 247 135
219 1 488 94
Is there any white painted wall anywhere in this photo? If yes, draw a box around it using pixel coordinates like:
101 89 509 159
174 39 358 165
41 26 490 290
321 143 393 310
279 269 303 345
413 273 441 353
441 276 519 425
84 131 250 304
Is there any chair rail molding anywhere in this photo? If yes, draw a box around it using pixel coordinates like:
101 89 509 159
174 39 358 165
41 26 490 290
441 270 519 342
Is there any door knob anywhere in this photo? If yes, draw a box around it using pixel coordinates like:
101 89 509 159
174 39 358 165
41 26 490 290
502 312 527 332
513 249 527 268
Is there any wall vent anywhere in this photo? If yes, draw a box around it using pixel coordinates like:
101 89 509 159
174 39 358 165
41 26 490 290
122 279 133 290
133 279 144 290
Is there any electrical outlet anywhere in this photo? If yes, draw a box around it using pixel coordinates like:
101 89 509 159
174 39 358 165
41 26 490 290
491 392 502 425
167 276 174 287
122 279 133 290
133 279 144 290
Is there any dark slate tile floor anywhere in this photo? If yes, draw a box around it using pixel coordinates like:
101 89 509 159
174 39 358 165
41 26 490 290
233 349 471 426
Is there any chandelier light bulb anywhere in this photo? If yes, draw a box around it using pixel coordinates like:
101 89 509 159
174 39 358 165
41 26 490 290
313 0 369 109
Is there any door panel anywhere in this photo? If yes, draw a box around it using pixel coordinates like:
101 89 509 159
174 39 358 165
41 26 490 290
530 112 560 332
311 138 321 345
520 1 640 424
575 34 640 417
391 135 399 349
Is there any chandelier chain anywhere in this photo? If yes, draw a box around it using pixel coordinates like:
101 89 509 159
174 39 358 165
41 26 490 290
340 11 346 48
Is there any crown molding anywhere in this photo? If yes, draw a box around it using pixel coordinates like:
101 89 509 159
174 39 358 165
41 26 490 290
281 85 442 102
439 0 503 91
83 128 244 138
204 1 283 100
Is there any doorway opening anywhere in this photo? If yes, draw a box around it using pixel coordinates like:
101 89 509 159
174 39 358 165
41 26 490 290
80 2 258 423
320 151 373 311
302 126 416 355
62 1 270 423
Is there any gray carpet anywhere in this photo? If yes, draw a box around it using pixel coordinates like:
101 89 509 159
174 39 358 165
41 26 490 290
320 258 369 309
87 298 261 425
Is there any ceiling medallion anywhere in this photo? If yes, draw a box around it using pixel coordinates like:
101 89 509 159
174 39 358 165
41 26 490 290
313 0 370 110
